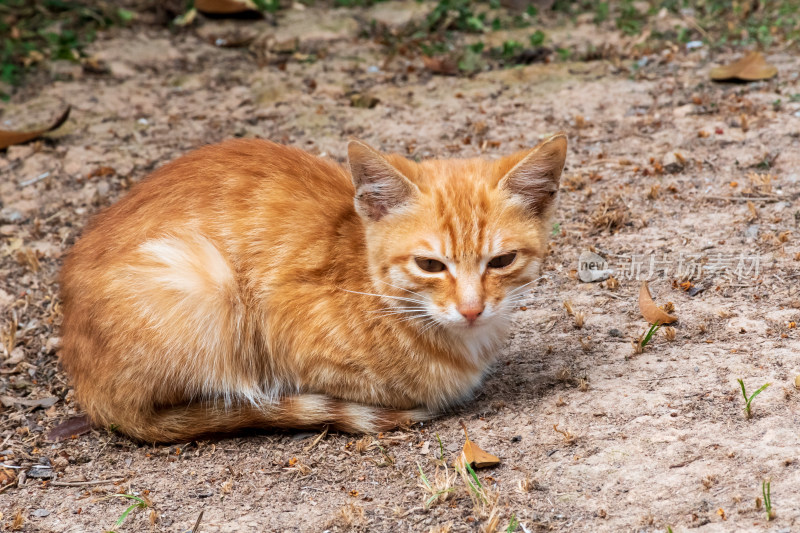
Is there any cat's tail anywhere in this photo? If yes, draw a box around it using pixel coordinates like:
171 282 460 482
105 394 433 443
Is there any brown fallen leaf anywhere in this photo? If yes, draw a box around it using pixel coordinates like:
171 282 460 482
710 52 777 82
747 200 759 221
422 55 458 76
195 0 260 15
46 415 93 442
638 281 677 325
553 423 577 444
12 509 23 529
0 395 58 408
0 467 17 488
87 166 115 179
0 106 70 150
455 421 500 469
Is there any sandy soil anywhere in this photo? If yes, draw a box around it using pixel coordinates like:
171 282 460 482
1 3 799 532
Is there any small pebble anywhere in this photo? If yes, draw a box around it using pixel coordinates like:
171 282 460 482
27 465 54 479
0 208 23 224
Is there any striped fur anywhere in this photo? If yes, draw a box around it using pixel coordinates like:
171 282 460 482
59 135 567 443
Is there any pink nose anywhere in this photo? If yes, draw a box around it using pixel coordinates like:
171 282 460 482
458 304 484 324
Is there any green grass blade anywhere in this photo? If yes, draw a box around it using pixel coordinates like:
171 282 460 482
111 494 147 527
506 513 519 532
417 463 432 490
113 503 139 527
435 433 445 459
641 321 660 347
460 462 487 503
425 487 455 507
737 378 747 402
748 382 770 404
464 461 482 489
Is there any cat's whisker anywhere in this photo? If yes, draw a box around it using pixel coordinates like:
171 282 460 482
367 307 428 315
374 280 426 299
370 305 428 311
510 274 548 291
507 275 548 297
418 317 442 335
373 311 429 320
338 288 427 306
369 311 429 321
395 313 429 324
505 295 549 306
506 295 537 304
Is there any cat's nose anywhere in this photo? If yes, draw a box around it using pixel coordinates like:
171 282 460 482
458 304 484 324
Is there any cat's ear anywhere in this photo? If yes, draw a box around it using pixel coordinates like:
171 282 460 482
348 140 419 222
498 133 567 217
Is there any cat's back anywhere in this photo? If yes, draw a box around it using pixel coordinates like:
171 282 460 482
64 139 354 264
59 139 357 388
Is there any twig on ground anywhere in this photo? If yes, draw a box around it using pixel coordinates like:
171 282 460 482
703 196 779 202
50 478 125 487
303 425 328 452
192 510 204 533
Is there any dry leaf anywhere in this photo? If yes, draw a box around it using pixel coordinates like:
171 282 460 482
0 106 70 150
462 439 500 469
747 200 759 221
553 423 577 444
638 281 677 324
422 55 458 76
46 415 93 442
195 0 259 14
456 421 499 469
0 468 17 488
710 52 777 82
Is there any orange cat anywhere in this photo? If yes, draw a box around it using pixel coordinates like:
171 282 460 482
59 134 567 442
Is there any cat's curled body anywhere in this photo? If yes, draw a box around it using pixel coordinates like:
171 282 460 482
59 135 567 442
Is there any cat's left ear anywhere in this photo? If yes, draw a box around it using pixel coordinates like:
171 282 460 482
498 133 567 216
348 140 419 222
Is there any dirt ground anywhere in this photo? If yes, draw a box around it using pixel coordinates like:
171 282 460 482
1 2 799 532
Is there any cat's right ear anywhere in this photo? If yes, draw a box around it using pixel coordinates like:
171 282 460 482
497 133 567 217
348 140 419 222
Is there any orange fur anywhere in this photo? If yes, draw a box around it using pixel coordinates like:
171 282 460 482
59 135 567 442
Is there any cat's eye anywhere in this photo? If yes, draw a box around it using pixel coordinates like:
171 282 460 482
488 252 517 269
415 257 447 273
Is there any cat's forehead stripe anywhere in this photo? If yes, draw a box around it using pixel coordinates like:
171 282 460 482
429 178 493 260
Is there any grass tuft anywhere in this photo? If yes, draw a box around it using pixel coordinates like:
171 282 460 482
417 462 456 508
506 513 519 532
107 493 150 532
640 322 661 348
737 379 770 419
763 479 774 521
0 0 133 98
